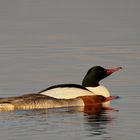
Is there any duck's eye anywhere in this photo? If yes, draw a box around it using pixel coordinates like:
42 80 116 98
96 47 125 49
98 70 103 74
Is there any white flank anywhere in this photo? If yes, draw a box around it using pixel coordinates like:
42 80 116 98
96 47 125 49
40 87 94 99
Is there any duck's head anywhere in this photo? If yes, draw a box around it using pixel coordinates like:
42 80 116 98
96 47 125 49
82 66 122 87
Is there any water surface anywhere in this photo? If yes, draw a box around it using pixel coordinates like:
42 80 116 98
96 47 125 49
0 1 140 140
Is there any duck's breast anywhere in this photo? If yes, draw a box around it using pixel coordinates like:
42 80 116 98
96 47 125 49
86 85 110 97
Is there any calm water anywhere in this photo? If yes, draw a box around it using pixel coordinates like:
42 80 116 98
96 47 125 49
0 0 140 140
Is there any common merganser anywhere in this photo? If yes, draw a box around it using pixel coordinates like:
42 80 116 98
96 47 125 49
0 93 119 111
39 66 122 98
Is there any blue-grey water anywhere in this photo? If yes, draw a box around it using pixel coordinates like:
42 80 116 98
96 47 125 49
0 0 140 140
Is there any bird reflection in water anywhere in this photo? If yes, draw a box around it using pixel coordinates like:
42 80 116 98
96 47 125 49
83 107 117 138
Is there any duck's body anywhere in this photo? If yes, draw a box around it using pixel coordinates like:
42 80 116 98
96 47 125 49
0 93 114 111
39 84 111 107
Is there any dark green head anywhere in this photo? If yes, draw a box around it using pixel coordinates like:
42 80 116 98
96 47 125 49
82 66 122 87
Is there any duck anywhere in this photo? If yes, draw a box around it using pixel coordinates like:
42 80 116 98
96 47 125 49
0 93 119 111
39 66 122 98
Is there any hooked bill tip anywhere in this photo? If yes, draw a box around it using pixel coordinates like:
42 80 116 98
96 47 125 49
106 66 122 75
105 96 120 102
118 67 123 70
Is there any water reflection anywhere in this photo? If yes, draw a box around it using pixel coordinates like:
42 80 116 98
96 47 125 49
0 106 111 122
84 111 112 138
0 107 117 140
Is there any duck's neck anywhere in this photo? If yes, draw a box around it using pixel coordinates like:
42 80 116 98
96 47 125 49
82 74 101 87
82 80 99 87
